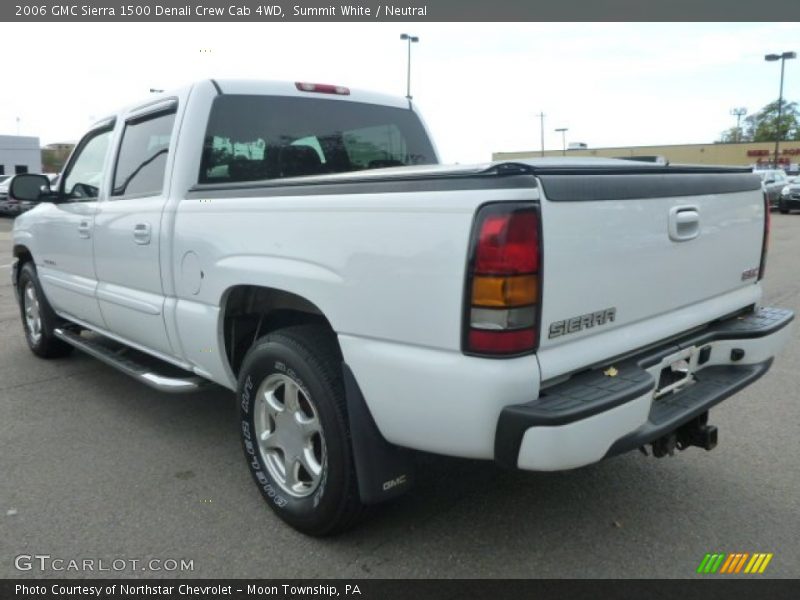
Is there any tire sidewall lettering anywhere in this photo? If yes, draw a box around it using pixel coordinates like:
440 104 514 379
239 354 329 512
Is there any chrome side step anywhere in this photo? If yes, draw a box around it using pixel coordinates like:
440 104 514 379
53 328 207 394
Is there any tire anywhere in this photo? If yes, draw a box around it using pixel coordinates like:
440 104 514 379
237 324 364 536
17 262 73 358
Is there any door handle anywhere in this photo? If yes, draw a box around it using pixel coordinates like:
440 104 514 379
133 222 151 245
78 220 91 239
668 206 700 242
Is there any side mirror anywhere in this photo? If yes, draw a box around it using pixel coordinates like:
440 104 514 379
10 174 50 202
765 179 775 185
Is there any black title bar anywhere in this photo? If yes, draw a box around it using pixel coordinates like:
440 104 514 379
6 0 800 21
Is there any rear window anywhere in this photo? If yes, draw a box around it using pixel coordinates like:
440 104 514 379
199 95 437 184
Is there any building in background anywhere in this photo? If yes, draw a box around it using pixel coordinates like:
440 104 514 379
493 141 800 172
41 142 75 174
0 135 42 175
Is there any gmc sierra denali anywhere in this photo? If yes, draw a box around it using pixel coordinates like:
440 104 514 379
9 79 793 535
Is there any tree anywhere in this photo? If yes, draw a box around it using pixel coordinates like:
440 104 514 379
743 99 800 142
718 98 800 143
718 125 748 143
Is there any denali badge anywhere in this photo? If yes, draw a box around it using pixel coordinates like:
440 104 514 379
549 308 616 339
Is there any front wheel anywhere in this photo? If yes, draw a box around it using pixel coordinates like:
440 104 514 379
237 325 364 536
17 262 73 358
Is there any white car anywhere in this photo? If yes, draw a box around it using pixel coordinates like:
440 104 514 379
9 80 794 535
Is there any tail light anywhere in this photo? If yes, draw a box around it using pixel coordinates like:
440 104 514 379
464 203 541 356
758 191 770 280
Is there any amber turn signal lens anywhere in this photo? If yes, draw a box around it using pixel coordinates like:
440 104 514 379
471 275 538 308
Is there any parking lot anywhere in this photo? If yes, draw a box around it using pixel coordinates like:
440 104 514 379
0 213 798 579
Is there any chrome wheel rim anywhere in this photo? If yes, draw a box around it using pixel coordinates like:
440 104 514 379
254 373 325 498
23 281 42 345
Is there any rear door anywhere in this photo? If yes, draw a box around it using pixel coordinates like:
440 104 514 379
92 99 178 357
534 168 765 381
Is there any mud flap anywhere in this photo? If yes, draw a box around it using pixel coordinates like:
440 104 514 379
342 363 415 504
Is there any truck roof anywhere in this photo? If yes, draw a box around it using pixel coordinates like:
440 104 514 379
211 79 411 109
89 78 413 131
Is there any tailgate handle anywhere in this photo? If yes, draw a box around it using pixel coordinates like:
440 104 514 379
668 206 700 242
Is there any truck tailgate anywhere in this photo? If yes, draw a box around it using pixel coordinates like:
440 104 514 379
534 170 765 382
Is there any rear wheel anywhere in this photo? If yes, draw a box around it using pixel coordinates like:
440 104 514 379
17 262 73 358
237 325 364 536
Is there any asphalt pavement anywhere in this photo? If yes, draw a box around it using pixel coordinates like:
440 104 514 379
1 213 798 579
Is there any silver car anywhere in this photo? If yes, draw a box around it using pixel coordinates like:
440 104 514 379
757 169 789 209
779 177 800 213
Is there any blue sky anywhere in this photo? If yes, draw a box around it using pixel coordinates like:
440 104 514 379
1 22 799 163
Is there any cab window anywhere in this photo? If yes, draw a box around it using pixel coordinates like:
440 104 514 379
112 109 176 198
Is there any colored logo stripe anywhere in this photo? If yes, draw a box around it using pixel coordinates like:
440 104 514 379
698 552 773 574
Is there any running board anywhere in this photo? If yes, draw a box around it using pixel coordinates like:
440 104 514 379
53 328 207 394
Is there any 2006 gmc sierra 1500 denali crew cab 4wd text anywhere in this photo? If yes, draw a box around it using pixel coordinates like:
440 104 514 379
8 79 794 535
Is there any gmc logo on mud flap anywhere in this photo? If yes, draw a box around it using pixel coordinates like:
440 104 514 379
382 474 408 492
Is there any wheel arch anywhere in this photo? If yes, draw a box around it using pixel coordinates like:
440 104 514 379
219 284 341 378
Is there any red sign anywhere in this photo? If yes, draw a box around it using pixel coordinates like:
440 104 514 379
748 148 800 157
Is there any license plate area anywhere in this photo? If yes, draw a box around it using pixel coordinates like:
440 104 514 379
653 347 698 400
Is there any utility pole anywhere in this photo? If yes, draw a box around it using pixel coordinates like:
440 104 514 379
730 107 747 142
536 112 545 157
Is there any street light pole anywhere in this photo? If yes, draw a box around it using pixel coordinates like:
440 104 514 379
555 127 568 156
730 107 747 142
765 51 796 168
536 112 545 157
400 33 419 100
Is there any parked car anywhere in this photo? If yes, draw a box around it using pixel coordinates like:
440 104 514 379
45 173 60 189
779 179 800 213
9 79 794 536
757 169 789 208
0 175 12 197
0 175 20 216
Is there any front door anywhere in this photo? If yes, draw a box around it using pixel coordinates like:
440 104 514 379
35 122 114 327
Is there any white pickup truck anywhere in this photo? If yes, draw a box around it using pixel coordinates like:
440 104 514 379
10 80 793 535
